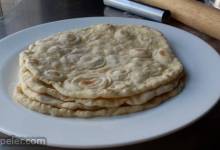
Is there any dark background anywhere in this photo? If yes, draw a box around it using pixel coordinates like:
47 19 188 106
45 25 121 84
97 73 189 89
0 0 220 150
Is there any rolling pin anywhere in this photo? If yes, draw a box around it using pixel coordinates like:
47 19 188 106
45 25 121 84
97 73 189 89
135 0 220 40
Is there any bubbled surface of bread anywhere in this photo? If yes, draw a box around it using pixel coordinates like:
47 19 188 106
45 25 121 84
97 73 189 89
21 24 183 98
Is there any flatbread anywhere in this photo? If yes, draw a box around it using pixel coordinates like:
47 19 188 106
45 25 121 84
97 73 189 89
13 81 184 117
20 67 72 102
20 77 182 109
20 24 183 98
20 68 183 107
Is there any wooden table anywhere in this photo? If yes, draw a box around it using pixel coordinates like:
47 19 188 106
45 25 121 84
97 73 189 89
0 0 219 149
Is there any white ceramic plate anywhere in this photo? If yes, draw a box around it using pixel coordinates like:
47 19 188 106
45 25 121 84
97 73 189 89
0 17 219 149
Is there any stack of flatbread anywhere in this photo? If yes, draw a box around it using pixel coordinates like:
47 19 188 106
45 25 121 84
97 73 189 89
13 24 185 117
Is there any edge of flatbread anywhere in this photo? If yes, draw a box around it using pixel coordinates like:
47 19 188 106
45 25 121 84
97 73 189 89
13 79 184 118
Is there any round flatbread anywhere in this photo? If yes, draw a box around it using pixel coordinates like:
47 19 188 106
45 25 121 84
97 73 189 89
13 80 184 117
21 24 183 98
20 68 183 107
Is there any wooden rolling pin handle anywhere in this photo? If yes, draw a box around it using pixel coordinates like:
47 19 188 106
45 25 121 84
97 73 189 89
136 0 220 40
